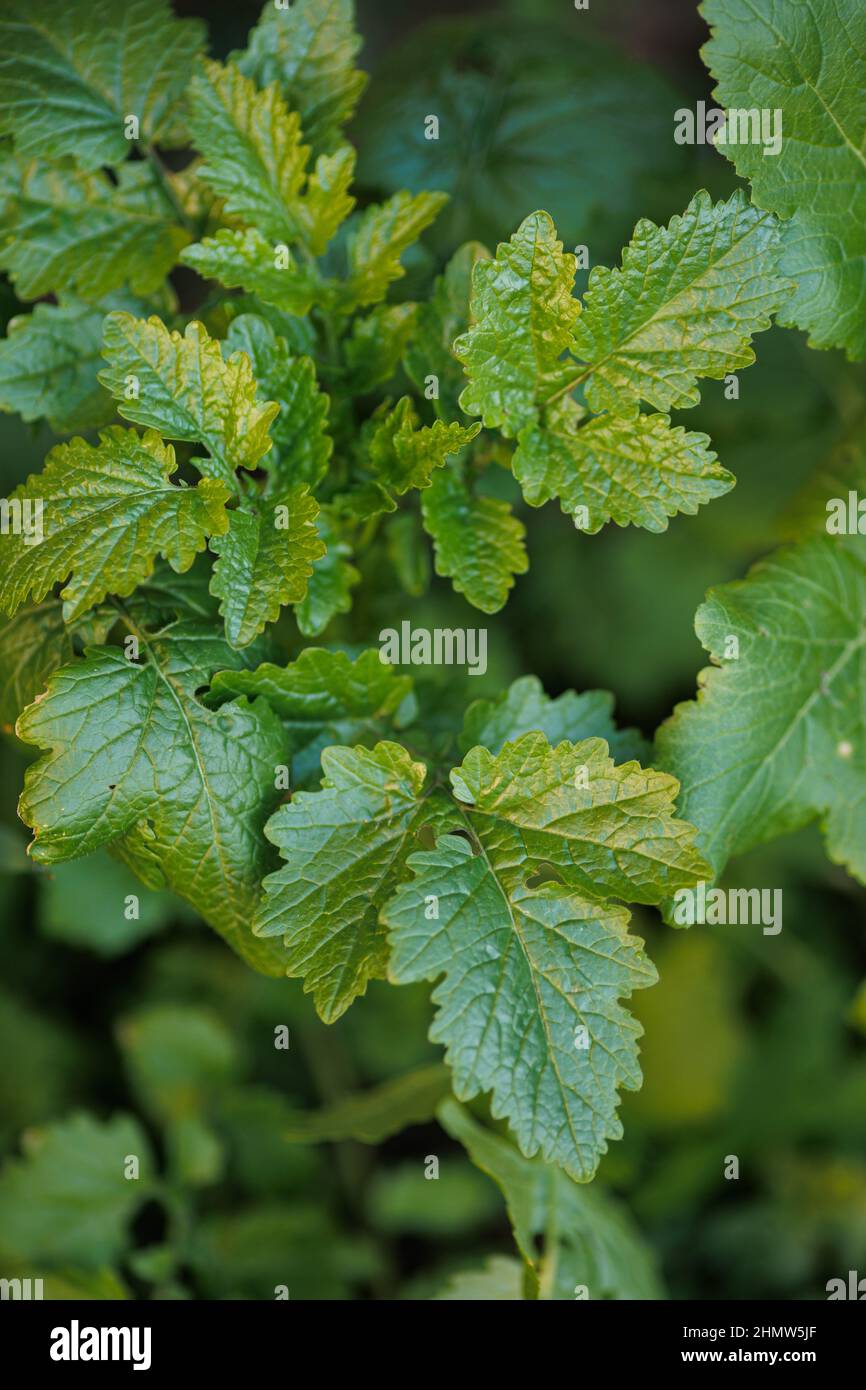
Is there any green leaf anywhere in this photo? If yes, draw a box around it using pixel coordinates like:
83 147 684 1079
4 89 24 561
701 0 866 358
255 742 438 1022
16 622 291 976
209 486 324 648
0 158 189 300
368 397 480 498
570 189 791 417
460 674 650 764
404 241 490 420
99 313 279 488
435 1255 526 1301
384 732 708 1181
117 1004 238 1124
454 211 580 436
0 426 229 621
183 183 442 317
514 399 733 533
209 646 413 783
338 190 449 312
656 538 866 888
40 851 177 958
187 59 355 254
283 1064 452 1144
236 0 367 157
345 303 419 394
294 513 360 637
224 314 332 489
180 227 321 316
421 464 528 613
0 299 116 433
0 600 114 728
457 191 790 438
0 0 205 169
439 1099 663 1298
0 1113 154 1268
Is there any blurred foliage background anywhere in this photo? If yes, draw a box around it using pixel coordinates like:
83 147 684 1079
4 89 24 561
1 0 865 1300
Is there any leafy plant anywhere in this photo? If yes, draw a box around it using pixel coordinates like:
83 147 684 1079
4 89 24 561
0 0 864 1301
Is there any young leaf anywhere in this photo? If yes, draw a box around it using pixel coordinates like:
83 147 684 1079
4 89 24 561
209 486 324 648
180 228 321 317
571 189 792 416
186 59 355 255
421 464 528 613
0 1113 154 1268
0 158 189 301
454 211 580 436
514 399 733 532
460 674 650 764
384 733 708 1181
0 0 205 169
0 427 229 621
701 0 866 359
17 622 292 976
254 742 441 1023
0 300 115 433
367 397 480 498
656 538 866 888
209 646 412 783
236 0 367 157
224 314 332 490
456 191 790 536
338 190 449 311
439 1099 663 1298
99 313 279 487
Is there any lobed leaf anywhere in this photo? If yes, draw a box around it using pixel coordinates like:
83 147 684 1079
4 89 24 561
515 399 733 533
224 314 332 490
0 158 189 301
236 0 367 157
0 0 205 169
209 485 324 648
17 622 292 976
656 537 866 888
0 299 116 433
255 742 442 1022
421 464 528 613
0 427 228 621
99 313 279 488
210 646 412 783
701 0 866 359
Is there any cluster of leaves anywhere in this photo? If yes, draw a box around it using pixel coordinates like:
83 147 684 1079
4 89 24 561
0 0 865 1293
